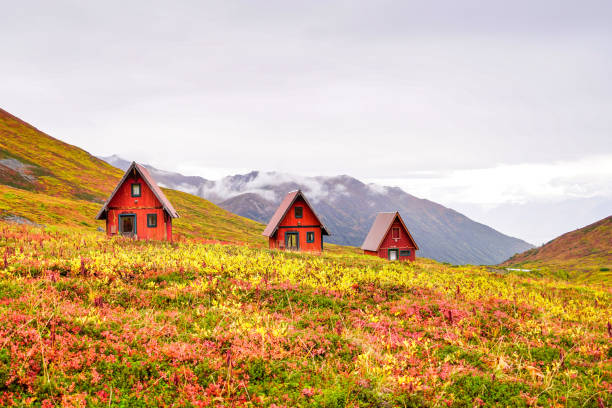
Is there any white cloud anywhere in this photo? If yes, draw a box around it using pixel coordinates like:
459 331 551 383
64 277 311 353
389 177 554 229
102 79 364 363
367 154 612 207
177 170 359 204
2 1 611 178
366 183 389 196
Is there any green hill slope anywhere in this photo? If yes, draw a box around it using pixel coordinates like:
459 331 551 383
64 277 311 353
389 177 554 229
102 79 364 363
0 108 266 245
502 216 612 283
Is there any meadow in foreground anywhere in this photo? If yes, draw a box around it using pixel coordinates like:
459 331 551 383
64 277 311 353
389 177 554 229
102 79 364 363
0 223 610 407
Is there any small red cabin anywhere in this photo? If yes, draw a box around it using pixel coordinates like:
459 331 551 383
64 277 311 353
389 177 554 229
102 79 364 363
361 212 418 261
95 162 179 241
263 190 330 252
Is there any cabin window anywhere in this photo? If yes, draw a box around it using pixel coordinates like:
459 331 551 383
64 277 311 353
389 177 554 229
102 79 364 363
400 250 411 257
392 227 400 239
147 214 157 228
306 231 315 243
131 183 141 197
295 206 303 218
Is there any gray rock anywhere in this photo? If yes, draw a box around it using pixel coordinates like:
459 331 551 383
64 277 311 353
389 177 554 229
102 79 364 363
1 213 42 227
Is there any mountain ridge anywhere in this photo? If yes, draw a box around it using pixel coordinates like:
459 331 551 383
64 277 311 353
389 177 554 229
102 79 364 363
100 155 534 265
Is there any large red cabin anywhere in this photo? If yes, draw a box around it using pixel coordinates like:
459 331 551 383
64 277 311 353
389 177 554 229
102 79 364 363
263 190 329 252
361 212 418 261
95 162 179 241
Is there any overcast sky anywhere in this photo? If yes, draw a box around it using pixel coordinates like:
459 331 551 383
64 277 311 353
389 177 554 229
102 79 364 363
1 1 611 244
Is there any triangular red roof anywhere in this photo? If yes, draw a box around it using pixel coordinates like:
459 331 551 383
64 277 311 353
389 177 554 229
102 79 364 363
262 190 329 237
95 162 179 220
361 212 418 251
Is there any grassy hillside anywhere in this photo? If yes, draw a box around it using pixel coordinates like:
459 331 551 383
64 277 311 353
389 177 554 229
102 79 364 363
0 108 267 245
502 216 612 283
0 222 610 407
0 108 120 202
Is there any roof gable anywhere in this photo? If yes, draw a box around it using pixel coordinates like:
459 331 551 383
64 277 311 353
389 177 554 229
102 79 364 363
360 212 419 251
262 190 329 237
95 162 179 220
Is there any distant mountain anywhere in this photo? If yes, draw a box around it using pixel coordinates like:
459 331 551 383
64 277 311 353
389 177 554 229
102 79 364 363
219 193 277 223
100 156 534 264
502 216 611 282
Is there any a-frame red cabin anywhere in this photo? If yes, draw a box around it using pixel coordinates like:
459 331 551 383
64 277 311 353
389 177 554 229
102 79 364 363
95 162 179 241
361 212 418 261
263 190 330 252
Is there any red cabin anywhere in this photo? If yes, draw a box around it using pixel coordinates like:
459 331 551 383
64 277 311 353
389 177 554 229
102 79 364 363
95 162 179 241
263 190 330 252
361 212 418 261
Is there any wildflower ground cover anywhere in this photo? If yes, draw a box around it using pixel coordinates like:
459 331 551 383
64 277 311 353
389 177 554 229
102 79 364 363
0 223 610 407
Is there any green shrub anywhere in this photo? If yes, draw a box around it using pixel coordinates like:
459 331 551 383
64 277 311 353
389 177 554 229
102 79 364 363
194 361 216 387
247 358 268 383
458 350 485 369
447 375 528 407
436 344 461 360
314 386 347 408
36 378 60 401
530 346 561 364
435 345 485 368
0 281 23 299
0 348 10 390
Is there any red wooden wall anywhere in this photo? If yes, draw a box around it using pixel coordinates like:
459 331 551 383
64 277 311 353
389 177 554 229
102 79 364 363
372 219 417 261
269 196 324 252
104 174 172 241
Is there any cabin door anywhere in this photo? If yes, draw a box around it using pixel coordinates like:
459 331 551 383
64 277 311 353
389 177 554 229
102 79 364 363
285 232 299 250
119 214 136 237
388 249 399 261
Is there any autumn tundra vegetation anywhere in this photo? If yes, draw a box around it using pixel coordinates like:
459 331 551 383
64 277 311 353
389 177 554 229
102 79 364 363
0 223 610 407
1 109 611 406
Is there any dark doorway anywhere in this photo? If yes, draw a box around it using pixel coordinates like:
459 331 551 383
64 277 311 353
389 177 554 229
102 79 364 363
285 232 299 250
119 214 136 236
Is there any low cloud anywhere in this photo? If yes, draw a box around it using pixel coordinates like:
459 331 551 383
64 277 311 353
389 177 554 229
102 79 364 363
196 171 350 203
366 183 389 195
367 154 612 207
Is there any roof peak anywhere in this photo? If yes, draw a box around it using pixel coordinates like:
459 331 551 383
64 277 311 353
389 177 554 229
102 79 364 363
95 161 179 220
361 211 419 251
262 189 329 237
